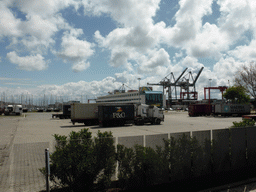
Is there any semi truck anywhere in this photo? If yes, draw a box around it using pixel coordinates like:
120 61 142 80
71 103 164 127
71 103 99 125
4 105 23 115
98 103 164 127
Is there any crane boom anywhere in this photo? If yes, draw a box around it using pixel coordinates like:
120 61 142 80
174 68 188 84
192 67 204 86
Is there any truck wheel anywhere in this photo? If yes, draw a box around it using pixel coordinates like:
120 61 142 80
156 119 161 125
84 121 92 126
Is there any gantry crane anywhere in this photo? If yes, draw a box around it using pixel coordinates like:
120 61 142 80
147 67 204 106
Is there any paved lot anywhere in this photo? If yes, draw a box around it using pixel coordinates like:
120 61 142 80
0 111 248 191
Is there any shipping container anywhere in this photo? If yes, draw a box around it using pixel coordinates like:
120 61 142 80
188 104 212 117
214 104 251 116
189 103 251 117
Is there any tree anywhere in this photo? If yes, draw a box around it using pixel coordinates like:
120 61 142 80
223 86 250 104
235 63 256 99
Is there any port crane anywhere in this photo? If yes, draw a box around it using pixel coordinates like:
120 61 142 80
147 67 204 106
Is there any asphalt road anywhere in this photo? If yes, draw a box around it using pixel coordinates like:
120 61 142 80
0 111 244 191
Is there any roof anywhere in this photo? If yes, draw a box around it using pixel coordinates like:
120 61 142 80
144 91 162 94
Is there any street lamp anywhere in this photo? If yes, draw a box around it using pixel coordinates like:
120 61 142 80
138 78 141 104
209 79 212 87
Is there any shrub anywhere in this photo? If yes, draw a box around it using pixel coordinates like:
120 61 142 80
163 134 192 180
40 129 116 192
116 144 168 190
232 119 255 127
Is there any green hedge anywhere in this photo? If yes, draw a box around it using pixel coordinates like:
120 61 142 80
41 125 255 191
40 129 116 192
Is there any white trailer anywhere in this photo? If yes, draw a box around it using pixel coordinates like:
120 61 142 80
134 104 164 125
71 103 100 125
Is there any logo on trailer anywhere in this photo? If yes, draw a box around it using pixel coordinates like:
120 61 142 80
113 107 125 118
116 107 123 112
224 105 230 112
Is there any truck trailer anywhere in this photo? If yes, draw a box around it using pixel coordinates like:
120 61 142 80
213 103 251 116
188 104 212 117
188 103 251 117
98 104 135 127
71 103 100 125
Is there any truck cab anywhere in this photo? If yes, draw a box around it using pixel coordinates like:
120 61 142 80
135 104 164 125
4 105 23 115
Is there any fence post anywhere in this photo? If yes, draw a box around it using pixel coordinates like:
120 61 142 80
45 148 50 192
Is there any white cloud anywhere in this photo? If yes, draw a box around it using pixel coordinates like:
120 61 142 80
0 0 76 54
72 61 90 72
114 71 139 86
36 76 122 97
19 15 63 52
186 23 229 59
138 48 171 74
14 0 80 18
180 56 202 68
83 0 160 27
0 2 23 38
92 0 163 70
217 0 253 40
7 51 48 71
57 29 95 72
213 56 244 85
162 0 213 47
228 39 256 61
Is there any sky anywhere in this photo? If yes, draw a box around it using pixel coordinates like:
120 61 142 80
1 0 256 104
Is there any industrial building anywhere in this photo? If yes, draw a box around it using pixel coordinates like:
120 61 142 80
96 87 164 108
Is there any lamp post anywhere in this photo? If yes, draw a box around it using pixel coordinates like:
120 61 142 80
138 78 141 104
209 79 212 87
